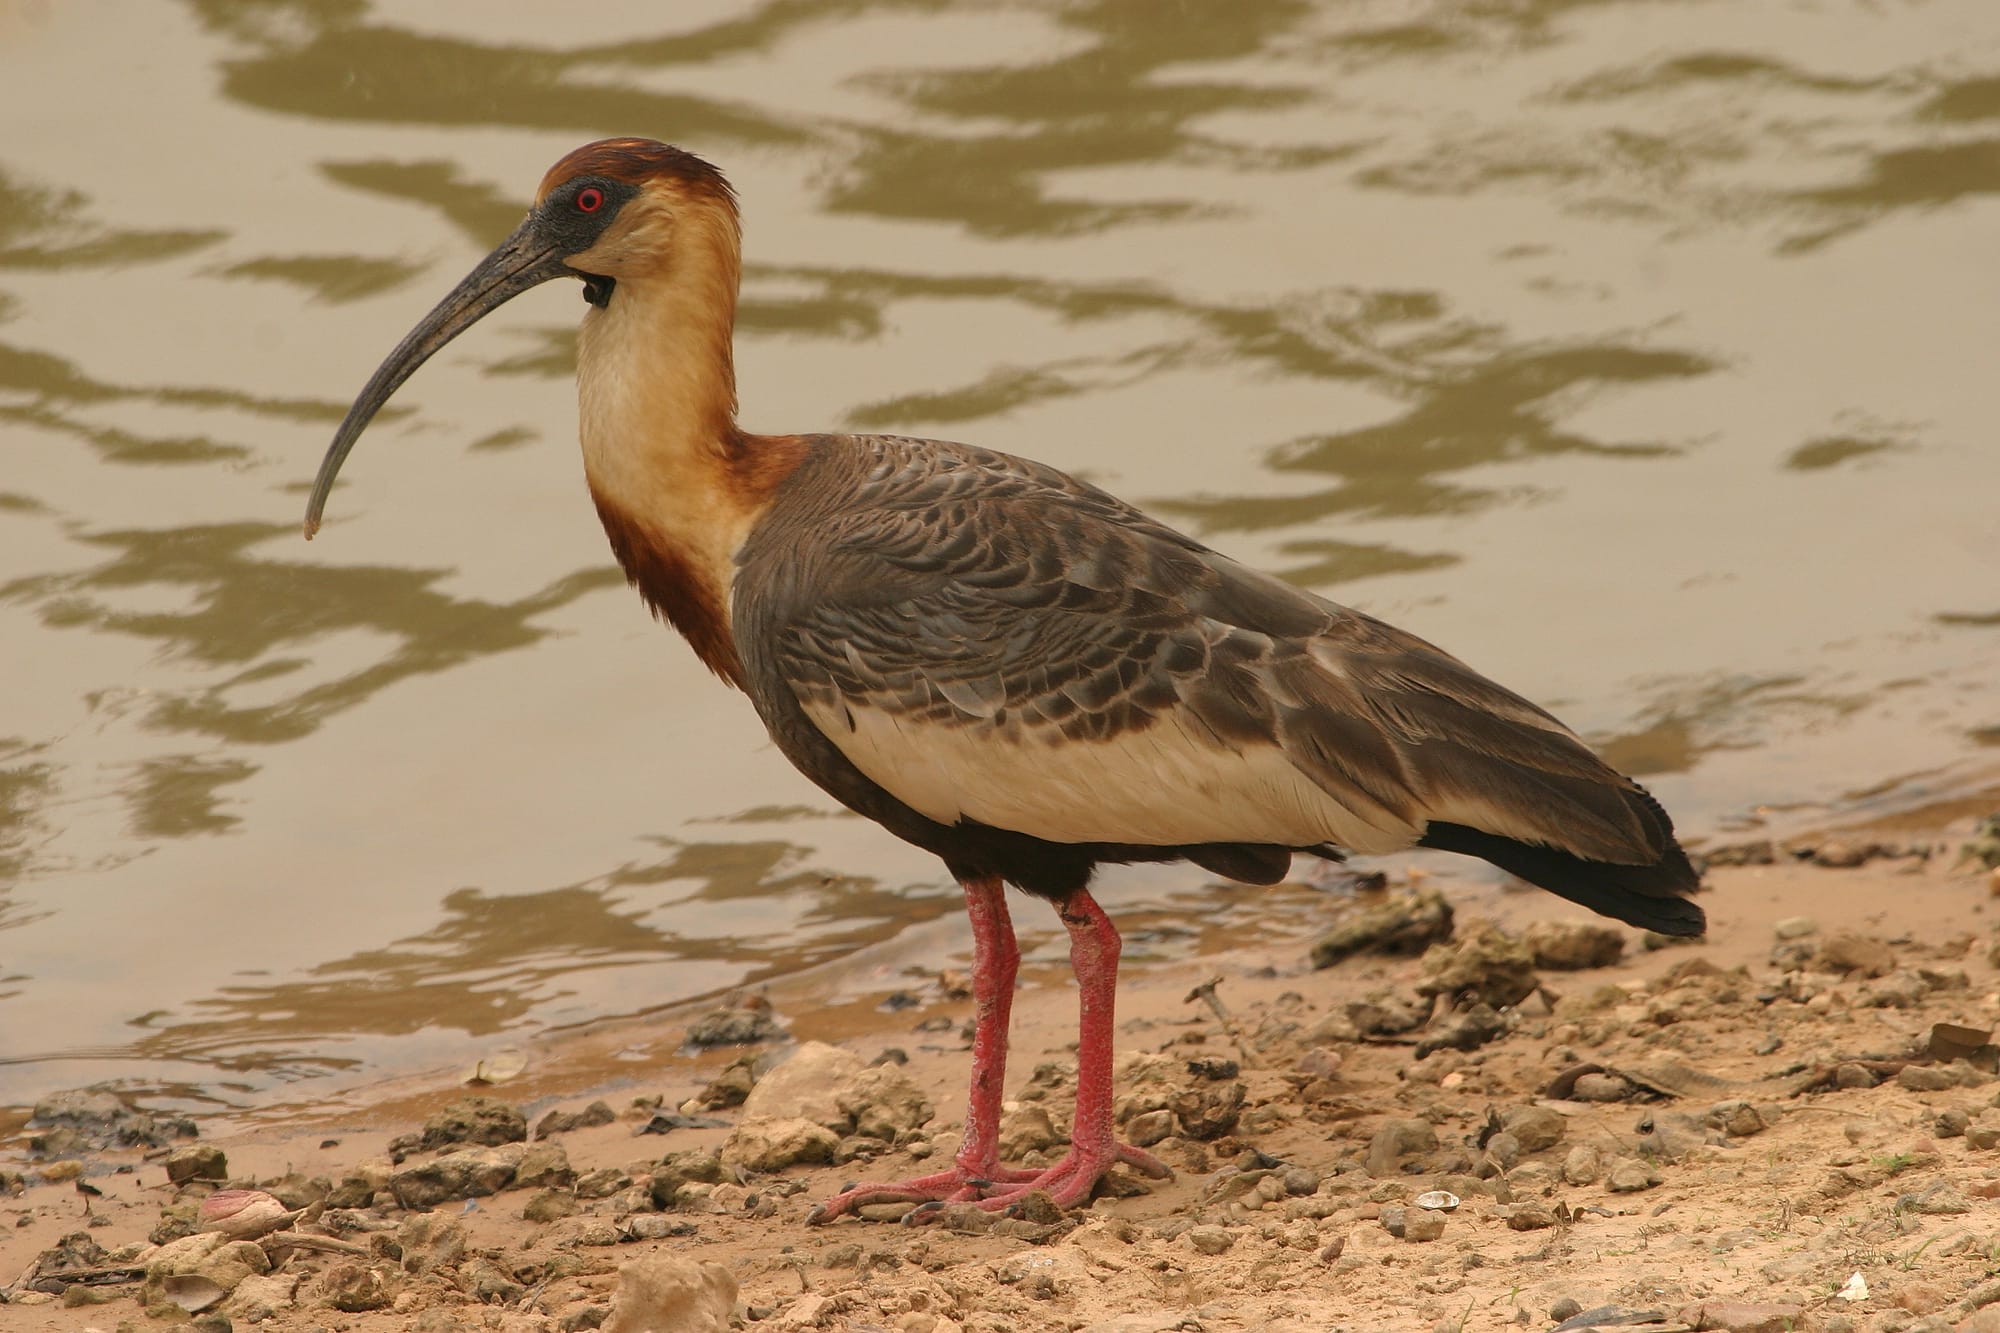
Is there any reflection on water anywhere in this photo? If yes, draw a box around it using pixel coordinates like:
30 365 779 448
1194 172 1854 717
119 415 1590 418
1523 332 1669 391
3 523 620 746
1 0 1997 1127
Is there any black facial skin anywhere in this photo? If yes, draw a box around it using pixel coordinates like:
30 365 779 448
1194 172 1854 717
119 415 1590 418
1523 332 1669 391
539 175 638 307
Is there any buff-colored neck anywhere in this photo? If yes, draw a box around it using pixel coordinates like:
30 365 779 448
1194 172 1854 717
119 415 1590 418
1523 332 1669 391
573 206 806 685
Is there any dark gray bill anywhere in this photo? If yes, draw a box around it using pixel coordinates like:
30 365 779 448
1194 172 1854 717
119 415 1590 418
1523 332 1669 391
304 216 572 538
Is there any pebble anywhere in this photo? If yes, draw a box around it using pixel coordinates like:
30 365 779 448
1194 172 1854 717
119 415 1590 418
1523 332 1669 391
1524 920 1625 970
1186 1225 1235 1255
1773 916 1818 940
1498 1202 1556 1231
683 1006 783 1050
601 1255 735 1333
1402 1208 1445 1241
1365 1118 1437 1176
1605 1158 1661 1192
1816 932 1895 978
740 1042 865 1127
398 1096 527 1154
1896 1065 1957 1093
1833 1062 1880 1090
1561 1144 1602 1186
1571 1073 1635 1103
390 1143 524 1207
998 1103 1064 1159
1297 1047 1343 1080
536 1100 618 1138
1676 1300 1803 1333
1125 1109 1175 1148
1707 1100 1774 1138
165 1145 229 1185
522 1190 579 1223
1503 1105 1567 1153
720 1117 839 1172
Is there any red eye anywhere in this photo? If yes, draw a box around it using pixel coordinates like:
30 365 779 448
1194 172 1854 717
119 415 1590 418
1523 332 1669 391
575 186 604 213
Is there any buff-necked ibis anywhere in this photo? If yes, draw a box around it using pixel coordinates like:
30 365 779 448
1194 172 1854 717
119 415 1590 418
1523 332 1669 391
305 139 1702 1222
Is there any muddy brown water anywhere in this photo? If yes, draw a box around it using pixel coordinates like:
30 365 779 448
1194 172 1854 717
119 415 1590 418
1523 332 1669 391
1 1 1997 1132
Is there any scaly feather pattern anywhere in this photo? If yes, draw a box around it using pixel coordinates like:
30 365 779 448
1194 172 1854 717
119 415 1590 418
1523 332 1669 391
734 434 1701 933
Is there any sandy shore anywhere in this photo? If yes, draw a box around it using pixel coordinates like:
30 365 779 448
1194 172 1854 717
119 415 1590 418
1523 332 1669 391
6 799 2000 1332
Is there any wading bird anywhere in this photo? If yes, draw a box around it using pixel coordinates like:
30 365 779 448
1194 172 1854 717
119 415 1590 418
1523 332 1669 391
306 139 1702 1223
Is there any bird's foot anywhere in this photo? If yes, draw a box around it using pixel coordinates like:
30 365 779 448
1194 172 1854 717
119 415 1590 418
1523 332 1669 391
806 1142 1170 1225
804 1161 1039 1225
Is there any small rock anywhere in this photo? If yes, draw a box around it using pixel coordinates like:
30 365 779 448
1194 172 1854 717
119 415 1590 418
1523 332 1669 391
1816 932 1894 978
1498 1202 1556 1231
1571 1073 1636 1102
221 1273 300 1323
315 1261 398 1313
1417 924 1538 1008
998 1102 1065 1158
1606 1158 1660 1192
1366 1118 1437 1177
397 1214 469 1276
1172 1081 1246 1140
1896 1065 1957 1093
1125 1109 1176 1148
1414 1002 1510 1057
720 1117 838 1172
1773 916 1817 940
838 1065 934 1142
1549 1298 1583 1321
389 1142 524 1207
740 1042 865 1128
619 1214 698 1241
326 1156 394 1208
165 1145 229 1185
1902 1184 1972 1215
689 1062 755 1112
1186 1225 1235 1255
1935 1107 1970 1138
1482 1131 1521 1171
1310 888 1455 968
523 1190 580 1223
1706 1100 1773 1138
683 1005 782 1050
1561 1144 1602 1186
390 1096 526 1160
1833 1062 1880 1090
516 1142 576 1189
29 1088 197 1152
559 1305 611 1332
1811 840 1874 868
536 1101 617 1138
1296 1047 1343 1080
1283 1167 1319 1196
1524 920 1625 970
1678 1300 1804 1333
577 1166 634 1200
1401 1208 1445 1241
604 1248 740 1320
1503 1106 1567 1153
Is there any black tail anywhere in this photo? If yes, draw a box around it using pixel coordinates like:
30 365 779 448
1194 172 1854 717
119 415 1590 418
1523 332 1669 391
1418 811 1705 937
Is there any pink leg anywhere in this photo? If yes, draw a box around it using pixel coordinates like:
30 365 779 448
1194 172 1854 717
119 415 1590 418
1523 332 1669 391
807 875 1025 1223
939 888 1170 1213
806 883 1170 1225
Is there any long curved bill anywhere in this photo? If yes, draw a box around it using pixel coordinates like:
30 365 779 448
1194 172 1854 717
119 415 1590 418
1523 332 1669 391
303 216 573 539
